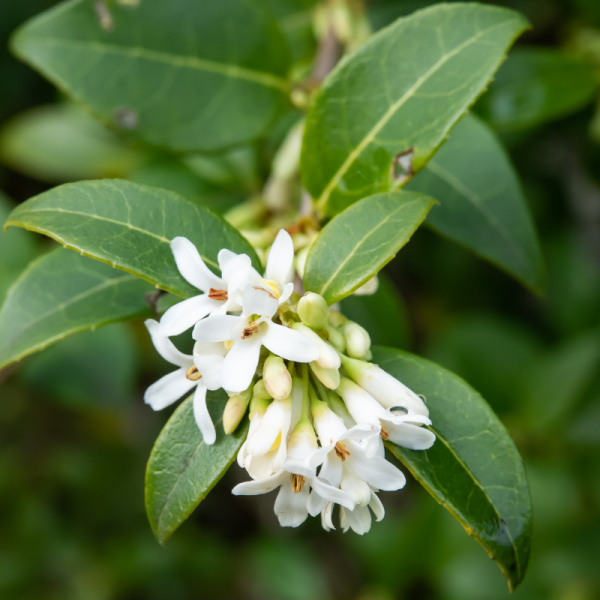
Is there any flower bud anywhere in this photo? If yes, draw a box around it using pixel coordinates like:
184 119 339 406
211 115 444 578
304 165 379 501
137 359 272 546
340 355 428 417
252 379 272 402
298 292 329 330
353 275 379 296
327 391 355 429
343 322 371 359
292 323 340 370
263 355 292 400
223 389 251 434
326 325 346 353
310 361 341 390
328 310 347 329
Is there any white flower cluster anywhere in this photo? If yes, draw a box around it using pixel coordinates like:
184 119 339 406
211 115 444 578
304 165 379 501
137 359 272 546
145 230 435 534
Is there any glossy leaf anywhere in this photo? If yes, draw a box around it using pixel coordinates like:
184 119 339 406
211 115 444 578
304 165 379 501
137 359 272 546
5 179 261 298
0 104 141 183
476 48 598 131
145 389 249 543
304 191 435 304
302 3 529 215
0 248 152 369
12 0 292 153
373 346 532 591
339 272 409 349
406 114 545 293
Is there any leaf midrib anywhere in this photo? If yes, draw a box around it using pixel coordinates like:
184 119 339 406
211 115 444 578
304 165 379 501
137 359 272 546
23 37 290 91
315 18 514 208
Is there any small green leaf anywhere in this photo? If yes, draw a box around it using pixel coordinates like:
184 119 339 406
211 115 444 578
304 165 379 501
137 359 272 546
11 0 291 153
406 113 545 293
476 48 598 131
5 179 261 298
339 273 409 348
0 104 141 183
145 389 248 543
0 248 152 370
373 346 532 592
302 3 529 215
304 191 435 304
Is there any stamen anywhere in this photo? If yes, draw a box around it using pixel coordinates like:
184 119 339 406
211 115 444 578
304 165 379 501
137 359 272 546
185 366 202 381
208 288 228 301
241 321 260 339
380 425 390 441
290 474 306 494
334 441 351 461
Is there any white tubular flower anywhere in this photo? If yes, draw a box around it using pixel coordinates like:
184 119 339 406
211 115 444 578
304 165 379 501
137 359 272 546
143 319 226 444
193 283 318 393
310 362 341 390
336 378 436 452
308 401 405 517
339 489 385 535
292 323 341 370
159 237 261 336
242 397 292 480
232 421 354 527
341 355 429 417
237 396 270 471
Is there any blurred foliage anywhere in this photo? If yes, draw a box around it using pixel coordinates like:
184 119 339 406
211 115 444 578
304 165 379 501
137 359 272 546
1 0 600 599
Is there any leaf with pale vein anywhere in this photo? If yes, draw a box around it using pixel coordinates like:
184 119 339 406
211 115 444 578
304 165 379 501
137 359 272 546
372 346 532 592
5 179 261 298
0 248 152 369
301 3 530 215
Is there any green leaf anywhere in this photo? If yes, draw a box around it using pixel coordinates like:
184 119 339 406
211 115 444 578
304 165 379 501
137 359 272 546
5 179 261 298
0 103 141 183
406 113 545 293
339 272 410 349
11 0 292 153
301 3 529 216
304 190 435 304
145 389 248 543
476 48 598 131
373 346 532 592
0 248 152 370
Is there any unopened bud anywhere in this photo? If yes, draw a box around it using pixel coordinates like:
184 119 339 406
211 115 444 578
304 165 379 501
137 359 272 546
340 355 428 417
263 355 292 400
292 322 340 370
328 310 347 328
353 276 379 296
343 322 371 359
310 361 341 390
223 389 251 434
298 292 329 330
252 379 272 402
325 325 346 352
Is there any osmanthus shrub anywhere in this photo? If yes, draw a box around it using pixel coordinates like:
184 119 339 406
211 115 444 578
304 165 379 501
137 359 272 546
1 0 541 591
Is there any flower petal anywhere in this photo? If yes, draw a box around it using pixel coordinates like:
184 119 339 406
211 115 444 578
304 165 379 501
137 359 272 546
321 502 335 531
246 398 291 458
319 454 343 489
385 423 436 450
307 490 328 517
274 479 310 527
312 477 355 511
145 319 192 367
232 472 285 496
193 354 224 391
350 454 406 491
345 505 372 535
222 253 260 292
266 229 294 286
193 315 239 342
217 248 238 272
221 336 262 393
171 237 223 291
159 295 220 337
242 283 279 318
144 368 195 410
279 282 295 305
263 324 319 362
192 383 216 444
369 491 385 522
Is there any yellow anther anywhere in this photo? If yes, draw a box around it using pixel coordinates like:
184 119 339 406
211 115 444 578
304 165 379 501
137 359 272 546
290 473 306 494
261 279 281 298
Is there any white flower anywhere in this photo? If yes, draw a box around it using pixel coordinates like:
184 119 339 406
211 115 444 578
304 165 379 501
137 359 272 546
143 319 226 444
159 237 261 336
232 422 355 527
239 397 292 480
260 229 296 304
338 489 385 535
336 378 436 453
308 401 405 517
193 283 319 393
341 355 429 417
